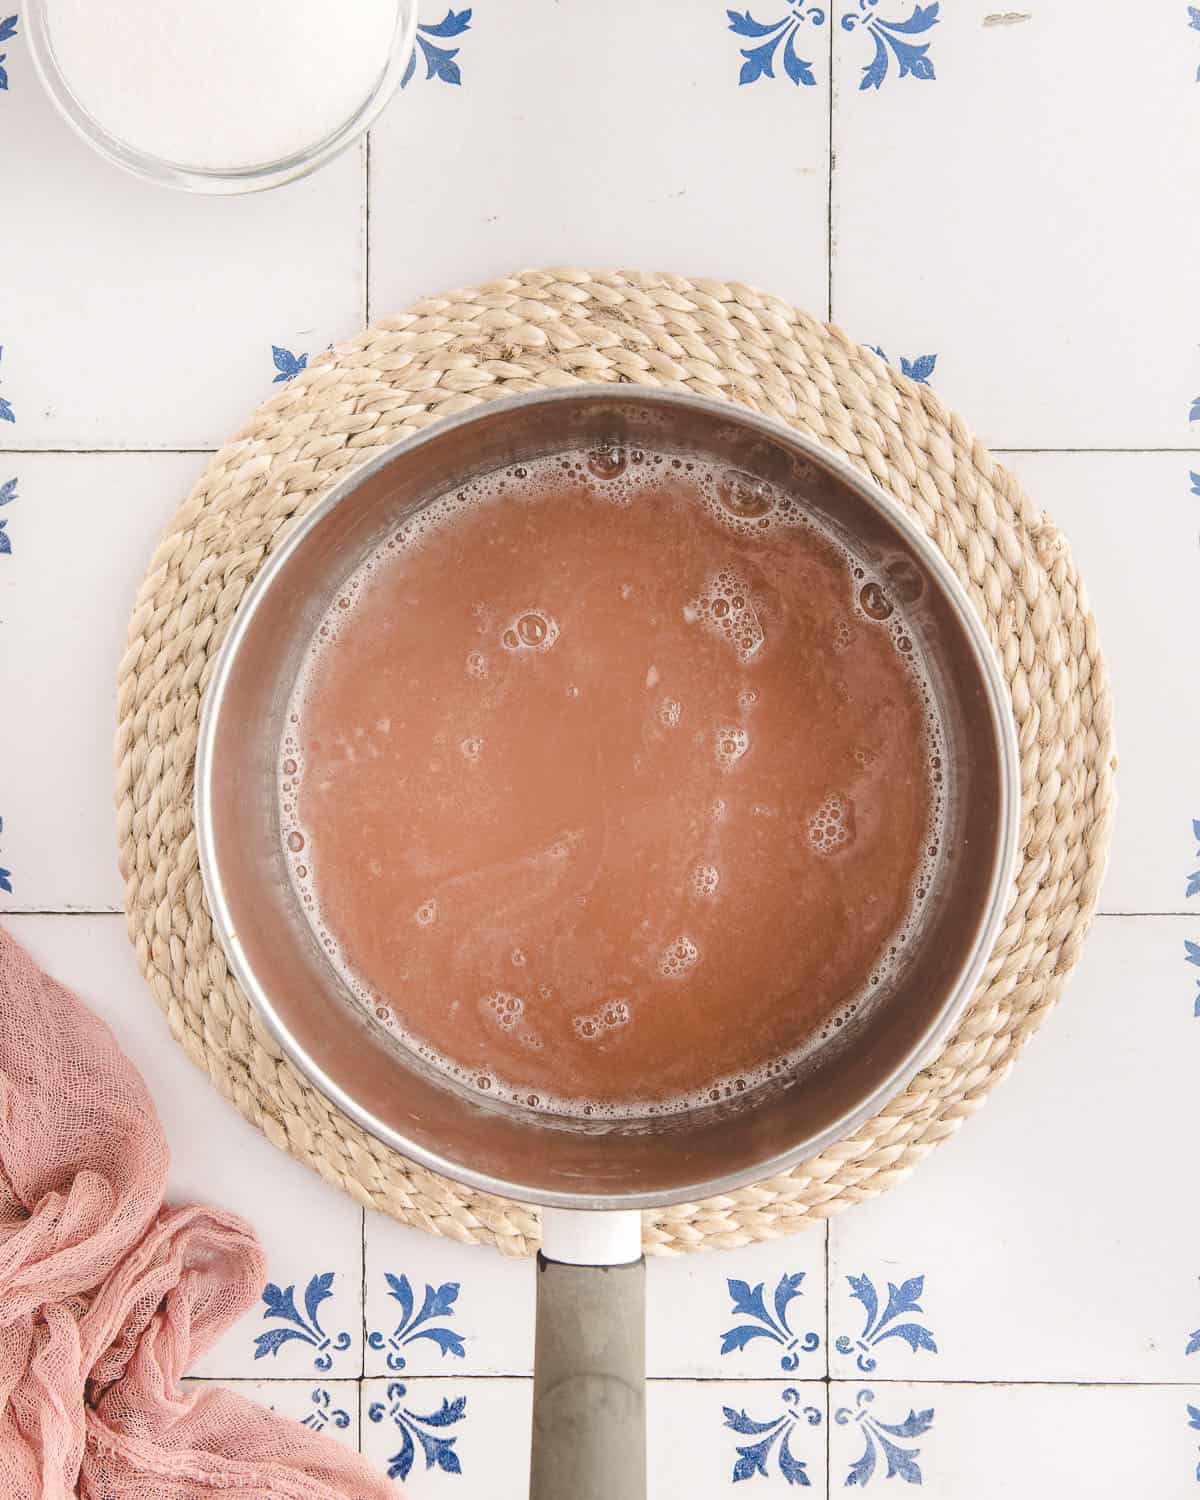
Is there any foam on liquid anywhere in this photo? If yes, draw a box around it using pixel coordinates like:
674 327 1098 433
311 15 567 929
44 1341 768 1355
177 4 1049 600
279 446 947 1119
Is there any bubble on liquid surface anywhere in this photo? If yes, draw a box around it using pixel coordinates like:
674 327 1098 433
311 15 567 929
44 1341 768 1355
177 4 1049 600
659 935 700 978
717 469 775 520
504 609 559 652
511 948 527 967
807 793 855 855
715 725 749 770
460 736 483 761
859 582 894 621
282 757 297 776
884 556 925 606
587 445 628 481
737 689 758 712
689 569 764 663
482 990 524 1031
573 999 631 1040
287 831 305 853
659 698 682 728
518 612 547 646
466 649 488 679
832 619 854 654
414 899 438 927
692 863 720 898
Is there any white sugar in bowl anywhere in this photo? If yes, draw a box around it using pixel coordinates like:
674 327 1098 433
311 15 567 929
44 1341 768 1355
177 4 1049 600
26 0 416 193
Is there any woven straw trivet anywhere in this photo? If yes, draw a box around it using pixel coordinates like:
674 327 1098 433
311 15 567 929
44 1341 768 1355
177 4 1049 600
116 268 1115 1257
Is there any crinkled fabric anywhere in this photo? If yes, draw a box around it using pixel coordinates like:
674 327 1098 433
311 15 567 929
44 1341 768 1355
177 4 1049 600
0 927 395 1500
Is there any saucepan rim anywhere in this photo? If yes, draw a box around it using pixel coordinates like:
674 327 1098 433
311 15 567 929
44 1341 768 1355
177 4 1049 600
195 385 1021 1210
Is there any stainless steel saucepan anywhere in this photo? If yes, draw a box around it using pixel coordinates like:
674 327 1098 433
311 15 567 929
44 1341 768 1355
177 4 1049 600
195 388 1020 1500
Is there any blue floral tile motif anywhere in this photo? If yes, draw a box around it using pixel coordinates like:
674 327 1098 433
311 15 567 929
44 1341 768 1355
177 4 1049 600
0 345 15 423
0 15 17 93
402 8 472 89
868 347 937 384
1186 819 1200 899
0 817 11 896
723 1387 822 1486
835 1274 937 1373
1186 940 1200 1017
253 1272 352 1371
836 1389 933 1487
720 1273 820 1371
1191 471 1200 499
271 345 308 383
368 1274 467 1372
1190 7 1200 81
726 5 826 88
368 1380 466 1481
301 1386 352 1433
1189 1404 1200 1481
1186 1283 1200 1356
841 1 938 91
1189 393 1200 422
0 476 15 557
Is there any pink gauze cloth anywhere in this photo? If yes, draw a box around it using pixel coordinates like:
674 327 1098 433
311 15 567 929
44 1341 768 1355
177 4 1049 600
0 927 397 1500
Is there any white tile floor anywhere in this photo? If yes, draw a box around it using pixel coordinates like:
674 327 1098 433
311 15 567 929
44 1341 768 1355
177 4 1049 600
827 917 1197 1386
4 3 1200 1495
1 73 364 450
368 0 830 322
180 1379 364 1453
826 1383 1200 1497
832 1 1200 451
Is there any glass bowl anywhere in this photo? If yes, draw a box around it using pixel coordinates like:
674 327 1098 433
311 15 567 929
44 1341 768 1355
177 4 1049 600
24 0 417 194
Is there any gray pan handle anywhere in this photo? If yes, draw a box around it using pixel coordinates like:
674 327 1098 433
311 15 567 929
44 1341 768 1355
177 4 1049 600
530 1209 646 1500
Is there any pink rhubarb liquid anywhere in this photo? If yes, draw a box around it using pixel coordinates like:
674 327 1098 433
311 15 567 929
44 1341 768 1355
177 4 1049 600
280 449 943 1117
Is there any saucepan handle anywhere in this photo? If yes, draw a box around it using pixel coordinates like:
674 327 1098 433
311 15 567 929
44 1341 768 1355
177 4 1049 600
530 1207 646 1500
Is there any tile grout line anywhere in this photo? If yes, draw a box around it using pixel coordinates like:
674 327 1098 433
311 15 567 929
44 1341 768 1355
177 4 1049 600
995 447 1200 456
6 446 1200 459
825 0 835 326
357 1206 366 1452
182 1373 1200 1387
360 1206 367 1381
363 131 373 328
0 448 218 456
11 908 1195 919
824 1218 832 1486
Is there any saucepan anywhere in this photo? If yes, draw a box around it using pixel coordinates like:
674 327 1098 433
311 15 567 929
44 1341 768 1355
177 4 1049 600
195 388 1020 1499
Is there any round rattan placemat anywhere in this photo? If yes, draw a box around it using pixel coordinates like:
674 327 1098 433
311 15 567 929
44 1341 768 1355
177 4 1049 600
116 268 1115 1257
